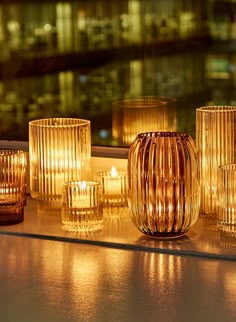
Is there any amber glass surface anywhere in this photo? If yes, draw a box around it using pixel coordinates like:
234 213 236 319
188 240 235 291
196 106 236 218
0 149 27 225
112 97 176 146
127 131 200 238
29 118 91 213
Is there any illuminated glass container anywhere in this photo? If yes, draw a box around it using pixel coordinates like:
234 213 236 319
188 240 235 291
0 149 27 225
128 132 200 238
196 106 236 218
112 97 176 146
61 180 103 231
29 118 91 213
218 164 236 236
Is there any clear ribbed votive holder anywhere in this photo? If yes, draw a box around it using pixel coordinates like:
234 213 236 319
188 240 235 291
29 118 91 214
218 164 236 236
196 106 236 218
112 96 176 145
128 132 200 238
97 167 128 216
0 149 27 225
61 180 103 231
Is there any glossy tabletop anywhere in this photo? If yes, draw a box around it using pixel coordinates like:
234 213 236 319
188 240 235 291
1 233 236 322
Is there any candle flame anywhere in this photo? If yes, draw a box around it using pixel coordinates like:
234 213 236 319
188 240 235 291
79 180 87 189
111 166 117 177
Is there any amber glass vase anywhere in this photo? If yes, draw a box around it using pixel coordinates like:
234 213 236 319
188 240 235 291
128 132 200 238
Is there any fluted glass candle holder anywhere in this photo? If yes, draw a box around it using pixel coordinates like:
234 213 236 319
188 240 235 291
97 167 128 216
0 149 27 225
112 97 176 145
128 132 200 238
196 106 236 218
29 118 91 213
217 164 236 236
61 180 103 231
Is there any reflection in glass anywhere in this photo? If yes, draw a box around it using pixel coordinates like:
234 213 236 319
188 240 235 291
112 96 176 146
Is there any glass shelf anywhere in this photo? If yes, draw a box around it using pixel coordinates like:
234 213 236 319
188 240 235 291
0 196 236 261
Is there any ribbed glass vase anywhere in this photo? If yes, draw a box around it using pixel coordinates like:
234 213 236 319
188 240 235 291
196 106 236 218
128 132 200 238
29 118 91 213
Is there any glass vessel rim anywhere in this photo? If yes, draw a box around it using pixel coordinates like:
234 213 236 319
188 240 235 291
196 106 236 112
0 149 25 156
29 118 90 127
219 164 236 172
63 180 100 188
112 98 169 108
137 131 189 138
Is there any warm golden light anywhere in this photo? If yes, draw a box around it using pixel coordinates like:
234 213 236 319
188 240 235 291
111 166 117 177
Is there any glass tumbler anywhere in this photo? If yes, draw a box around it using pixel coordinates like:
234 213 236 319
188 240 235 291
128 132 200 238
61 180 103 231
218 164 236 236
0 149 27 225
29 118 91 213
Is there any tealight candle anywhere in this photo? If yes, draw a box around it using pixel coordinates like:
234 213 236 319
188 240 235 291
61 180 103 231
97 167 128 216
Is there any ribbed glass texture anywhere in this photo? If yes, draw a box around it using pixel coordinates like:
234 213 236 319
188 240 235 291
29 118 91 211
0 149 27 225
218 164 236 236
128 132 200 238
62 180 103 231
112 97 176 145
196 106 236 217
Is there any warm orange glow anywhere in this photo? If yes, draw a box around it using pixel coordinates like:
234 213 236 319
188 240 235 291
111 166 117 177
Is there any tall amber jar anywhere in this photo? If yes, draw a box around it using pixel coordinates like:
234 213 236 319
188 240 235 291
128 132 200 238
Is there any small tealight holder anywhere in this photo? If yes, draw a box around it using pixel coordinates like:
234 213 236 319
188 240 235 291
61 180 103 231
97 167 128 216
218 164 236 237
0 149 27 225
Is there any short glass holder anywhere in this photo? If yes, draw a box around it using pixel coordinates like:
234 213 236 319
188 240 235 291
0 149 27 225
61 180 103 232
